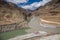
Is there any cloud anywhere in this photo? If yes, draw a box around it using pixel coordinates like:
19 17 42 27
21 2 41 10
20 0 52 10
5 0 52 10
6 0 28 4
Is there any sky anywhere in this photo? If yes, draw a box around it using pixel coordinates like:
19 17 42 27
5 0 51 10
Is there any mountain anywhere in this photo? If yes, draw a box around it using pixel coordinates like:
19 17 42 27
32 0 60 16
32 0 60 27
0 0 60 32
0 1 30 32
0 0 60 25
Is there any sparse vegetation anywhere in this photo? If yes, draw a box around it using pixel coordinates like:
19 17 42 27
0 29 27 40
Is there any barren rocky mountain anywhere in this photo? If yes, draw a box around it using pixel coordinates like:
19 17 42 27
0 0 60 32
0 0 60 40
0 1 29 32
32 0 60 16
32 0 60 25
0 0 60 25
0 1 28 25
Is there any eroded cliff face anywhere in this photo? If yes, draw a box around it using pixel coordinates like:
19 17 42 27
32 0 60 16
0 2 28 32
32 0 60 22
30 0 60 32
0 3 26 24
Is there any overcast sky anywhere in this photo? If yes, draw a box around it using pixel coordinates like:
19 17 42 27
5 0 51 10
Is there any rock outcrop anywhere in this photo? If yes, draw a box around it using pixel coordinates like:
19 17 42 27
0 1 29 32
32 0 60 24
31 0 60 34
